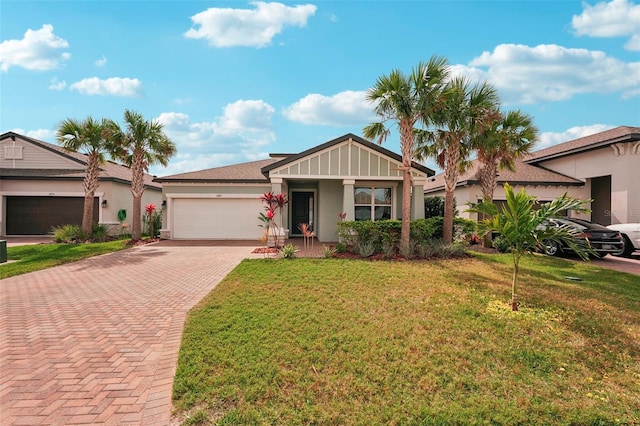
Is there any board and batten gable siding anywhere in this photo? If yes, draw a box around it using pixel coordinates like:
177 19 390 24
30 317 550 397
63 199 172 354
0 137 84 170
270 140 426 180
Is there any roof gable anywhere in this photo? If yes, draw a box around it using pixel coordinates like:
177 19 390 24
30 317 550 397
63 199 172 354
0 131 160 189
1 132 86 170
262 133 434 179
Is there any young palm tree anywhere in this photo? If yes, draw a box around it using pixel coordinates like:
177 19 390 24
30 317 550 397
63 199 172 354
363 56 449 253
474 109 538 246
56 117 112 236
468 183 591 311
109 110 176 241
416 78 500 243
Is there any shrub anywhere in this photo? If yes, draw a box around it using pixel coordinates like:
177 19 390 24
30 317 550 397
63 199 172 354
424 196 458 218
91 224 109 242
492 235 510 253
52 224 85 243
357 240 376 258
280 243 298 259
322 245 336 258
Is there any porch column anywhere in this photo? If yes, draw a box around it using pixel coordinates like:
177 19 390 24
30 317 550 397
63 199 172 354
271 178 283 195
270 178 285 228
412 178 426 219
342 179 355 221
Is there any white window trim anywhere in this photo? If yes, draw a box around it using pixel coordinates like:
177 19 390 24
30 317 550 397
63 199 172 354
354 185 394 221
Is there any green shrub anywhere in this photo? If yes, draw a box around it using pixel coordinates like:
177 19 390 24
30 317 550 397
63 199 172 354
91 224 109 242
492 235 510 253
279 243 298 259
52 224 85 243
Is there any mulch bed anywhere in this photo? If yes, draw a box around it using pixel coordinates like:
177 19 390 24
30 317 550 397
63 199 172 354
252 247 280 254
125 238 161 247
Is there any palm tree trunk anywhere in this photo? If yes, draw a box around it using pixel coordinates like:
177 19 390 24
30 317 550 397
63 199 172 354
131 194 142 241
442 139 460 244
399 121 414 254
511 254 520 311
82 192 95 236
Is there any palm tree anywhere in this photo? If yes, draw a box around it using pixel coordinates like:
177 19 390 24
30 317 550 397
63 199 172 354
474 109 538 247
416 77 500 243
56 117 113 236
109 110 176 241
468 183 591 311
363 56 450 253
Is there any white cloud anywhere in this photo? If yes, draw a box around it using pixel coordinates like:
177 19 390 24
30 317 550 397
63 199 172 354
95 55 107 67
455 43 639 104
537 124 615 149
10 128 55 141
625 34 640 51
48 77 66 91
184 1 317 47
0 24 70 72
572 0 640 50
155 100 275 165
151 101 275 175
283 90 375 126
69 77 142 97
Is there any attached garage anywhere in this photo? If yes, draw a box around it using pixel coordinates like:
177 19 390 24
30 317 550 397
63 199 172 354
5 196 98 235
172 197 263 239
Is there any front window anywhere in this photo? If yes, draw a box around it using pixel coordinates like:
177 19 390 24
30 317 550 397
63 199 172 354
354 187 392 221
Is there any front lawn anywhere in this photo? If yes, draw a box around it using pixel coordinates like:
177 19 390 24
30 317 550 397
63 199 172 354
173 253 640 425
1 239 129 279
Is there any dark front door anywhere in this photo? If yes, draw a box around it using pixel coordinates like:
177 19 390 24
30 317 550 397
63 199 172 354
291 192 314 235
591 175 611 226
6 196 98 235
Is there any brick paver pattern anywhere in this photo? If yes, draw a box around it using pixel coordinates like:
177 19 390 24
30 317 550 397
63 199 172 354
0 244 251 425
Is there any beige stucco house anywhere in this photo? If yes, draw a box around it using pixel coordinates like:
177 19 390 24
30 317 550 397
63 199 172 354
154 133 434 242
0 131 162 236
424 126 640 225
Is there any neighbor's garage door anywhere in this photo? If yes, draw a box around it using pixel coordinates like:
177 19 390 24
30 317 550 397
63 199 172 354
172 198 263 239
6 196 99 235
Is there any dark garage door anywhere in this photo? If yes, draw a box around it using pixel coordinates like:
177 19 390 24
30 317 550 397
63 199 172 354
6 196 99 235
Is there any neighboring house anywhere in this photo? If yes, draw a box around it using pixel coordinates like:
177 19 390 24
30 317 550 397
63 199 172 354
424 126 640 225
154 133 434 242
0 131 162 236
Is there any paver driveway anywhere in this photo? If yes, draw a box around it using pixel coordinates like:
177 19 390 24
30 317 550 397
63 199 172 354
0 243 253 425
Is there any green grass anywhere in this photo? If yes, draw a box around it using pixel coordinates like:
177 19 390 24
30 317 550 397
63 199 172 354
173 253 640 425
1 239 129 279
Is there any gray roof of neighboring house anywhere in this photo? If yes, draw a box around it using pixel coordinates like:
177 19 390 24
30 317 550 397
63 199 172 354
423 159 583 193
524 125 640 164
0 131 161 189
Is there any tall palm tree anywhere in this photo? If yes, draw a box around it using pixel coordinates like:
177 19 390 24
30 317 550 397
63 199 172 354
56 117 112 236
363 56 449 253
109 110 176 241
416 77 500 243
474 110 538 246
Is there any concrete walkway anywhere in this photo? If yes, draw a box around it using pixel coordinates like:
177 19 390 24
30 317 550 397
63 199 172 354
0 243 252 425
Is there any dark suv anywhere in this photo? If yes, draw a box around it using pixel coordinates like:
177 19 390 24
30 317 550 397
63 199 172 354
541 218 625 257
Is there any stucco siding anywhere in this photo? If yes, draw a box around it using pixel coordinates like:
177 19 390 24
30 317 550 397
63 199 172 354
318 180 342 242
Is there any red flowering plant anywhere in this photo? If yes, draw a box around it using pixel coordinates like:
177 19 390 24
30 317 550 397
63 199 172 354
258 191 289 248
144 203 162 238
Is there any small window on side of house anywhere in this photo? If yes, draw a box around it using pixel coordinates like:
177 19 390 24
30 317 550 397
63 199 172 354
4 145 23 160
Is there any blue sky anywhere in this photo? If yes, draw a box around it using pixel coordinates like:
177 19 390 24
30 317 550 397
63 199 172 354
1 0 638 176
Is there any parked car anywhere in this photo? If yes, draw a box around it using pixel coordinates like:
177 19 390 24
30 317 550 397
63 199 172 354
607 223 640 257
541 218 625 258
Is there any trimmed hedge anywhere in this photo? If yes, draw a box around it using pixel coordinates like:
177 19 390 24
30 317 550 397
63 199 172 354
337 217 476 258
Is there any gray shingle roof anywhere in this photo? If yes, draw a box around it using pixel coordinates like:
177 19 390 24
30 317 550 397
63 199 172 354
524 125 640 164
154 158 278 183
424 159 583 193
0 131 161 189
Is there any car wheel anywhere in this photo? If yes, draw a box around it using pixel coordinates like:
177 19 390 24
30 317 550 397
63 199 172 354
614 235 635 258
544 240 561 256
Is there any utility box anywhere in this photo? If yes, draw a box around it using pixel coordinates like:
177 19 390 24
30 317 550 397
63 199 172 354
0 240 7 263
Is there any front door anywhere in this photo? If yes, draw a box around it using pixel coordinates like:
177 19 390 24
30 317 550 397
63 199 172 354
291 191 314 235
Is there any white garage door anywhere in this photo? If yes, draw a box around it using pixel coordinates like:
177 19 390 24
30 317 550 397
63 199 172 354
172 198 264 239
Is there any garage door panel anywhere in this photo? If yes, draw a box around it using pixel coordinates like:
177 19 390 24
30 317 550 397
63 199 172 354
173 198 263 239
6 196 98 235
